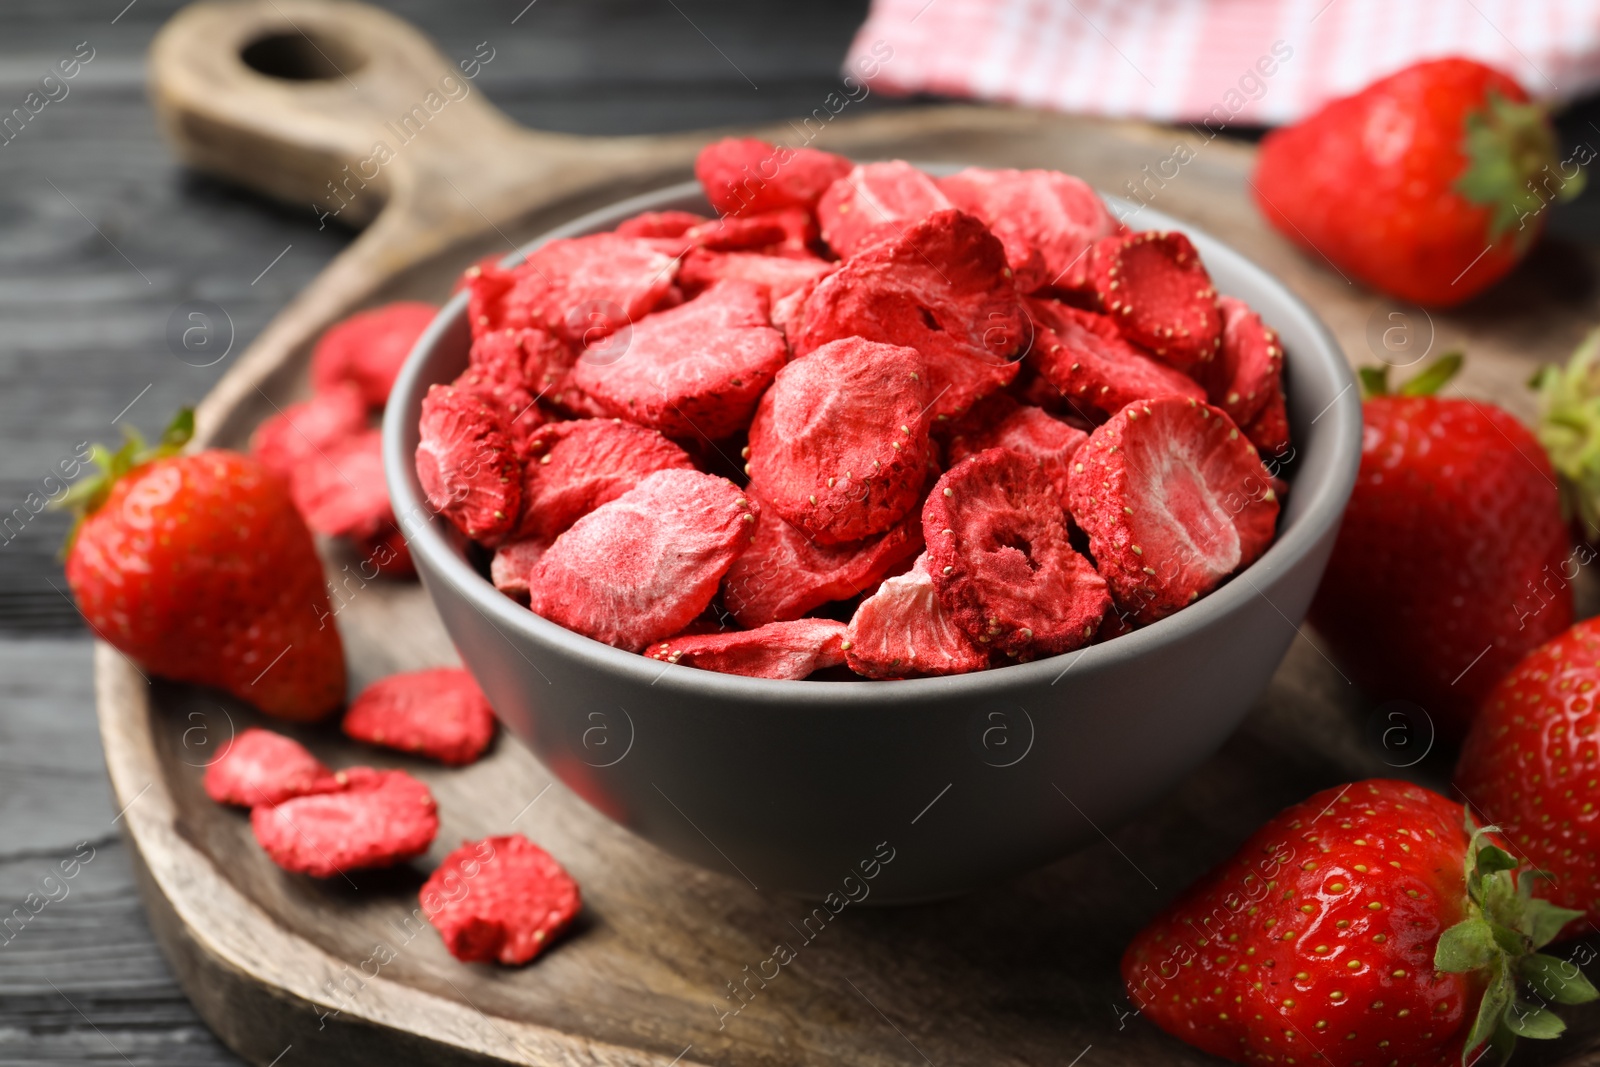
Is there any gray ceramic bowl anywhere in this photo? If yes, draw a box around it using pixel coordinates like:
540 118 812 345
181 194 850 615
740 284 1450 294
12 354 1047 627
384 178 1360 903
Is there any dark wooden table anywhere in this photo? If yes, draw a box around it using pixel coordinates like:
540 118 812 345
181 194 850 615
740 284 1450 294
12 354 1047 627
7 3 1600 1064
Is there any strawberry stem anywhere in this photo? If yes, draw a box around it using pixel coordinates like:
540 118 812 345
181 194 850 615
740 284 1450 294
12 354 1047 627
1434 820 1596 1064
56 407 195 554
1359 352 1463 399
1532 329 1600 540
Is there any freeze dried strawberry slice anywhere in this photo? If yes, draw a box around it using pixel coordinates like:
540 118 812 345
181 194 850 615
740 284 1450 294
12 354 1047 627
721 499 923 627
290 429 393 541
514 418 694 540
685 209 816 255
1067 397 1280 624
944 398 1087 507
678 249 836 303
795 210 1025 420
452 365 544 456
568 280 787 440
250 382 368 483
1025 298 1205 421
816 161 954 258
468 324 573 397
466 236 678 345
421 835 580 965
1207 296 1284 427
251 767 439 878
491 536 549 601
1090 231 1222 373
696 137 853 217
844 553 988 678
616 210 710 238
357 522 415 579
311 302 438 409
747 338 932 545
939 168 1118 293
343 667 496 765
527 470 757 651
925 447 1110 657
646 619 848 679
415 383 522 546
1241 382 1291 459
204 727 340 808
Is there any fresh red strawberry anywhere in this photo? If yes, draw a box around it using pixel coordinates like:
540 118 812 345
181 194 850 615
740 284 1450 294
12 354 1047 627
1457 616 1600 932
1309 356 1571 738
1253 58 1579 307
1067 396 1279 625
63 411 347 721
1123 779 1596 1066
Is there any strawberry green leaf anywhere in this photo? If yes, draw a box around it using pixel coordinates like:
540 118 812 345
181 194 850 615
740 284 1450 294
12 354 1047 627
1475 844 1519 875
1503 1001 1567 1039
1531 328 1600 540
1520 954 1600 1005
1454 91 1574 248
1358 365 1391 398
1396 351 1464 397
1436 917 1497 972
1526 897 1586 950
1464 958 1514 1060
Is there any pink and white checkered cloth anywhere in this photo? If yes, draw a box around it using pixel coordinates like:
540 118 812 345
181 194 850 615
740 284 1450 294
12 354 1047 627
844 0 1600 125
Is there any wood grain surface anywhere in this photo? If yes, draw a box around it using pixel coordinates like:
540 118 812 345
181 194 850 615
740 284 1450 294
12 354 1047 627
11 1 1600 1065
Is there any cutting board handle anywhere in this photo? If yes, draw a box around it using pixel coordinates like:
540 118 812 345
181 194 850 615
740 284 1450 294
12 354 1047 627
148 0 542 228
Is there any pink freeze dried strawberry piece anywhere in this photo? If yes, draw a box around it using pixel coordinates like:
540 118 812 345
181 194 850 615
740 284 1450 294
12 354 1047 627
311 302 438 409
415 383 522 546
1207 296 1285 428
815 161 954 258
251 767 439 878
527 470 757 651
844 553 989 678
342 667 497 765
514 418 694 540
646 618 848 679
938 167 1119 294
721 498 923 627
451 364 544 457
746 337 932 545
250 382 368 484
568 280 788 440
795 210 1025 421
468 324 573 397
491 536 549 601
290 429 393 541
421 835 580 965
357 522 415 579
944 399 1087 508
685 209 816 256
616 210 710 238
925 447 1110 657
696 137 853 217
204 727 341 808
1241 382 1291 459
466 236 677 345
1067 396 1280 624
1025 297 1205 422
678 248 837 303
1090 231 1222 373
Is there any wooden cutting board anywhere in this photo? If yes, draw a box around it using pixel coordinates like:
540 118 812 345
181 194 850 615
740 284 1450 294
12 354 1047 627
97 2 1600 1065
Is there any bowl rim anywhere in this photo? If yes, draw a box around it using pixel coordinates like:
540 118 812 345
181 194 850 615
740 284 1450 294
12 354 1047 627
384 178 1360 707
